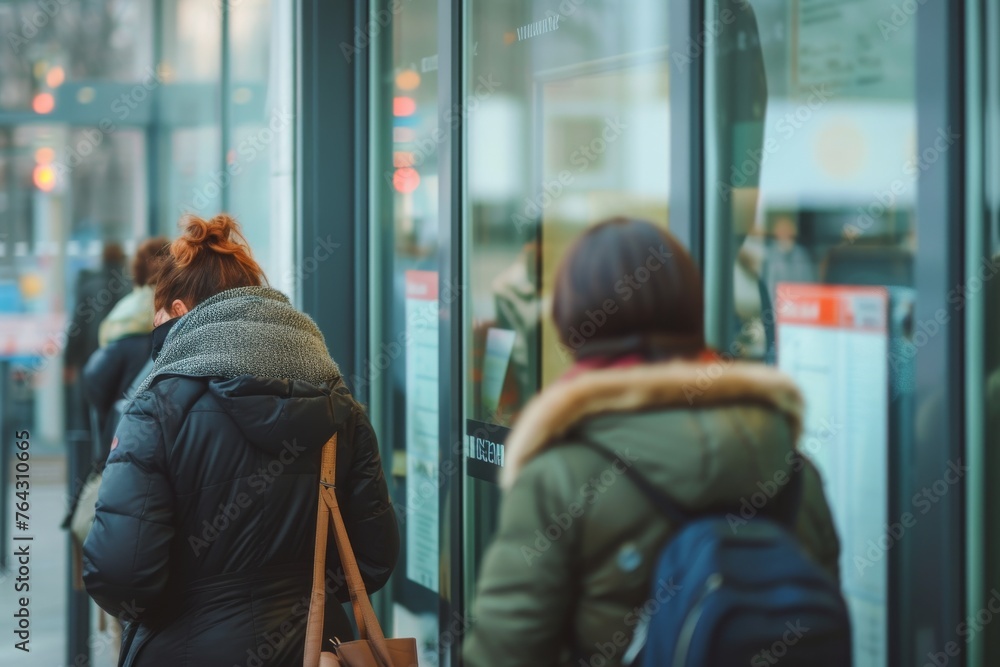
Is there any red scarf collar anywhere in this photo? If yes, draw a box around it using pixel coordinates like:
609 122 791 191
561 348 721 382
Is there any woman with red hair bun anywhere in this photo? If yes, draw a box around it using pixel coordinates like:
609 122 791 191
82 214 399 667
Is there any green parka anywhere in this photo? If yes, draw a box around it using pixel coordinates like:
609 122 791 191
463 360 841 667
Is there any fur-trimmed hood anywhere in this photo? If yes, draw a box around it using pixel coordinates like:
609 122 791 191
502 359 804 489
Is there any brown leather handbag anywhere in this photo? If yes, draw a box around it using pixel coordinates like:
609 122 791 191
303 433 419 667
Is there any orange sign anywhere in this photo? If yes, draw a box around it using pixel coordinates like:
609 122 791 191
775 283 888 333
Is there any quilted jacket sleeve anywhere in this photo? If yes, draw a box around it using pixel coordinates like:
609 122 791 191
329 405 399 603
82 390 175 619
462 452 580 667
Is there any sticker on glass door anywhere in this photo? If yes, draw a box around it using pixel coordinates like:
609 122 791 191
466 420 511 484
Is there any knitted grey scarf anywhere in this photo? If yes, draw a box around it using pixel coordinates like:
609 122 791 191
135 286 340 395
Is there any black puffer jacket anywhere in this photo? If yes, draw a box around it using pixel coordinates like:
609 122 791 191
82 372 399 666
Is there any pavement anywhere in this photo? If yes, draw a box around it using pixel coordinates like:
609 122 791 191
0 456 117 667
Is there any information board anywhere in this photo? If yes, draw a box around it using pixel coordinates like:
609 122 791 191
776 282 889 667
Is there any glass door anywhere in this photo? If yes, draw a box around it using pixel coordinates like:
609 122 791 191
704 2 919 665
461 0 671 611
369 1 448 664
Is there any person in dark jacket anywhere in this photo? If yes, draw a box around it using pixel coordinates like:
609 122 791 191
64 242 130 383
82 236 169 460
82 214 399 667
462 218 840 667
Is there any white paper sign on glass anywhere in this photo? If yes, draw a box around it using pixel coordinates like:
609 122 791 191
776 282 889 667
404 270 440 593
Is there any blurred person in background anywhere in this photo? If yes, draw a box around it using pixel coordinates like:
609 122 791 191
82 214 398 667
462 217 841 667
761 212 817 304
82 236 170 462
64 242 130 386
63 241 132 483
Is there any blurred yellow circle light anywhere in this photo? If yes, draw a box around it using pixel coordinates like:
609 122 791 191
20 274 44 300
33 164 56 192
396 69 421 91
77 87 96 104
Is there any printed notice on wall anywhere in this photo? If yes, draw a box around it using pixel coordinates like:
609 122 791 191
776 283 889 667
405 270 439 593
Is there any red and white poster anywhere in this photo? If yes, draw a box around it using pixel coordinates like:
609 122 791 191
776 283 889 667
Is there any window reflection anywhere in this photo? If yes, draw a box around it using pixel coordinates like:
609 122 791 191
0 0 155 112
369 0 444 663
466 3 671 429
0 2 292 662
709 2 917 665
462 0 671 645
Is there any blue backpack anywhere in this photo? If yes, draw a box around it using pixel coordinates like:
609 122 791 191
579 440 852 667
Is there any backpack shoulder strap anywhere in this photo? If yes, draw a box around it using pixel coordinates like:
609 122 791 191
573 434 692 526
573 432 805 528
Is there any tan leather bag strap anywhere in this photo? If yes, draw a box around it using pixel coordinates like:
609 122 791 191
304 434 393 667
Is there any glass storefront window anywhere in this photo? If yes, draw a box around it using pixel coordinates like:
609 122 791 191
227 0 295 295
462 0 670 624
151 0 294 294
369 0 445 664
0 2 294 662
706 2 918 665
161 0 222 82
0 0 155 112
153 0 222 231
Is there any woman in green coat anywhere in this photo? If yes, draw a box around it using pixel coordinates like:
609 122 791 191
463 217 840 667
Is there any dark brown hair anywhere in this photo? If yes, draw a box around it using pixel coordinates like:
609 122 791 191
102 242 126 268
552 217 705 359
130 236 170 287
154 214 267 311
